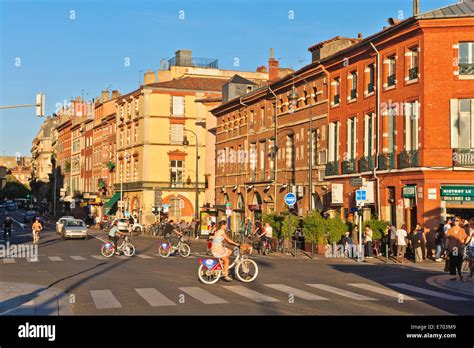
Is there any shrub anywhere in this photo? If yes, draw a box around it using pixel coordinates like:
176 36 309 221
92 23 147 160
281 213 300 239
302 210 327 244
262 213 284 237
326 213 349 244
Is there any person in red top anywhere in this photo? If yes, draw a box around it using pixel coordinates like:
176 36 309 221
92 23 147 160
446 217 469 282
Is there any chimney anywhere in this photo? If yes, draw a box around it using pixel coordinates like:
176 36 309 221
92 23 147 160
357 33 363 39
111 90 121 99
143 70 156 85
101 90 110 102
413 0 420 17
268 48 279 83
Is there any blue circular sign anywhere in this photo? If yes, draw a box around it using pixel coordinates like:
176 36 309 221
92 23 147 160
284 193 297 206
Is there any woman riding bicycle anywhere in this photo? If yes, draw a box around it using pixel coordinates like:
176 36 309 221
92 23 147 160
109 220 127 255
211 220 239 282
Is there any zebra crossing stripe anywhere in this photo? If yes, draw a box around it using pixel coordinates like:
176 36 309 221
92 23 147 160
26 257 39 263
2 258 15 264
348 283 419 301
388 283 470 301
71 256 86 261
135 288 176 307
179 287 228 304
265 284 329 300
91 255 107 260
223 286 279 303
48 256 63 262
136 254 153 259
306 284 378 301
90 290 122 309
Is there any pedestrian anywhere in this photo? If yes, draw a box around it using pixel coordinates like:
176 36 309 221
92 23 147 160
412 223 425 263
128 214 135 233
32 218 42 245
446 217 469 281
364 225 373 258
264 222 273 251
245 218 252 238
395 224 408 263
389 225 397 256
434 223 445 262
444 219 452 233
340 231 353 257
352 225 359 245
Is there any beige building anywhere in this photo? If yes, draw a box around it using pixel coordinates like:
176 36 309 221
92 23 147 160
31 116 55 183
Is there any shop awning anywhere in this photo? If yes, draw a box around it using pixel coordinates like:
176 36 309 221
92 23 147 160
105 192 120 214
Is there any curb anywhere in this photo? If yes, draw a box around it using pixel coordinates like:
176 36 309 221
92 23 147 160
426 274 474 296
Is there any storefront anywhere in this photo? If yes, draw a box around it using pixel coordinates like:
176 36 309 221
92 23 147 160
402 185 418 233
440 185 474 220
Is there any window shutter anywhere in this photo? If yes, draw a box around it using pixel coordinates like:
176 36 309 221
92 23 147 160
405 102 412 151
450 99 459 149
364 115 369 157
413 101 419 150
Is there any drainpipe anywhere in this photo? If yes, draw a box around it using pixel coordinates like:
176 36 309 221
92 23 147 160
370 42 382 219
239 96 249 223
267 86 278 214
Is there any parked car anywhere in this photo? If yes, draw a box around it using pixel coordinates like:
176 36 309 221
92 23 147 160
5 201 17 211
112 218 144 233
56 216 74 234
23 210 37 223
61 219 88 240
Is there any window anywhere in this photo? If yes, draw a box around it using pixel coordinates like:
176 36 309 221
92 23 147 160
328 122 340 162
347 117 357 159
408 47 419 80
387 56 396 87
134 124 139 143
172 96 185 116
404 101 420 151
387 105 397 153
313 87 318 103
133 159 139 181
126 127 131 145
135 98 139 114
459 42 474 75
249 110 255 129
311 129 318 165
367 63 375 93
450 99 474 149
120 129 124 147
170 160 183 187
364 113 375 157
333 78 340 105
260 107 265 128
259 141 266 179
170 196 184 217
268 139 275 179
249 143 257 179
349 71 357 100
286 135 294 169
170 124 184 144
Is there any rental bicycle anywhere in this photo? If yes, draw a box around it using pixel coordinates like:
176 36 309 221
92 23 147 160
101 235 136 258
198 245 259 284
158 235 191 258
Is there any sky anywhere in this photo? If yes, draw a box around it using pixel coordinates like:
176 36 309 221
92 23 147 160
0 0 452 157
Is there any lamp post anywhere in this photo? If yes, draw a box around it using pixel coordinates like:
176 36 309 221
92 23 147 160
182 129 200 228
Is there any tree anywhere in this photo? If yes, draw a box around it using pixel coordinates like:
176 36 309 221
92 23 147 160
326 213 349 244
281 212 299 240
263 213 284 237
302 210 327 245
0 181 30 200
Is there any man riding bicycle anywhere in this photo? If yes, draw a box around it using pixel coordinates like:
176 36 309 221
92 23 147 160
109 220 127 255
2 216 13 244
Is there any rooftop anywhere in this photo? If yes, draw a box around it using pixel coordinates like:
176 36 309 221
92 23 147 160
418 0 474 19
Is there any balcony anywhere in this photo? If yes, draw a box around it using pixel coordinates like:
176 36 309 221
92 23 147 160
342 159 356 174
378 153 396 170
358 156 375 172
367 82 375 93
408 67 419 80
167 56 218 69
325 161 339 176
333 95 340 105
398 149 419 168
459 63 474 75
453 149 474 167
350 89 357 100
387 74 396 87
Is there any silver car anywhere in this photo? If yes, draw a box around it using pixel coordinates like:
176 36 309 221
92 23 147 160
56 216 74 234
61 219 88 240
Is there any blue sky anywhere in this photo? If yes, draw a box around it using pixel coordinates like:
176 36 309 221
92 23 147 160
0 0 452 156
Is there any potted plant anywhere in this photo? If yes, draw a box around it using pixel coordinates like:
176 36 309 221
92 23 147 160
281 212 300 254
106 161 116 172
302 210 327 258
263 213 284 248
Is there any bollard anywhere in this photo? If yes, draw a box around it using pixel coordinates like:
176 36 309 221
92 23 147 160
294 239 297 258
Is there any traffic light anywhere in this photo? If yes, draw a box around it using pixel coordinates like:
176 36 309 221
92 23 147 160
36 93 45 117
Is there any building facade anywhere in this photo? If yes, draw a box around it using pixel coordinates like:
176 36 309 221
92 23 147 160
31 117 54 183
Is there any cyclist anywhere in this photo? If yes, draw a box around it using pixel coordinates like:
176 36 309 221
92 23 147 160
211 220 239 282
2 216 13 244
32 218 42 244
263 222 273 252
206 221 217 255
109 220 127 255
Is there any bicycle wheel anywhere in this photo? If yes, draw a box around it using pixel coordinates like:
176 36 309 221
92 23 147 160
101 244 115 258
158 244 172 258
123 242 136 257
198 264 221 285
235 258 258 282
179 243 191 257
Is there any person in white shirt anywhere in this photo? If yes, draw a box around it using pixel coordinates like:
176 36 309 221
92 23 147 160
444 220 452 233
395 224 408 263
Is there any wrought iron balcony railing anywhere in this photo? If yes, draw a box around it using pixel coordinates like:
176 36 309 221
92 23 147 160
378 153 396 170
342 159 356 174
167 56 218 69
408 67 419 80
358 156 375 172
333 95 340 105
325 161 339 176
350 89 357 100
397 149 419 169
453 148 474 167
459 63 474 75
387 74 396 87
367 82 375 93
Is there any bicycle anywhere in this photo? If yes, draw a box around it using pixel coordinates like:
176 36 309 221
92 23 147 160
276 236 285 253
198 245 259 284
101 235 136 258
158 235 191 258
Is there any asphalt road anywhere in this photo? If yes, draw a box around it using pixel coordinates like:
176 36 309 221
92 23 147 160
1 210 473 315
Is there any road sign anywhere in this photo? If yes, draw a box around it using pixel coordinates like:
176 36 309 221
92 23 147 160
284 193 297 206
349 177 364 187
117 200 124 208
162 204 170 213
355 190 367 207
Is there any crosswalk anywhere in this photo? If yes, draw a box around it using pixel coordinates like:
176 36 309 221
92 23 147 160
81 281 473 311
1 253 177 264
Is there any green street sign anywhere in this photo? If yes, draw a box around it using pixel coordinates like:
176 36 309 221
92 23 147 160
402 186 416 198
441 186 474 197
441 195 473 202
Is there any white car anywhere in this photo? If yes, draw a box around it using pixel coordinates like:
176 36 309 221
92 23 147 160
56 216 74 234
112 218 144 233
61 219 88 240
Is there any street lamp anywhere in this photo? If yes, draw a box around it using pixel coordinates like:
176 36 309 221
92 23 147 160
182 130 200 229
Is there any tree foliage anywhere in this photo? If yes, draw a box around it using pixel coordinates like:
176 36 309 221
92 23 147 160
0 181 30 200
326 213 349 244
363 218 390 240
302 210 327 244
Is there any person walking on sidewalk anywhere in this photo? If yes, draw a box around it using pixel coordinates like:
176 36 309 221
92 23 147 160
364 225 373 258
395 224 408 263
412 223 425 263
389 225 397 256
446 217 469 282
434 223 445 262
32 218 42 245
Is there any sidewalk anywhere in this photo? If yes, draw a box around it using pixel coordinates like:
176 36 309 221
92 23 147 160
426 274 474 296
0 282 73 316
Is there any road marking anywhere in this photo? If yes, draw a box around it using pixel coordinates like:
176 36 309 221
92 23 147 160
388 283 470 301
26 257 39 263
91 255 107 260
136 254 153 259
264 284 329 300
135 288 176 307
306 284 378 301
178 287 228 304
90 290 122 309
71 256 86 261
48 256 63 262
348 283 419 301
2 258 16 264
223 286 279 302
